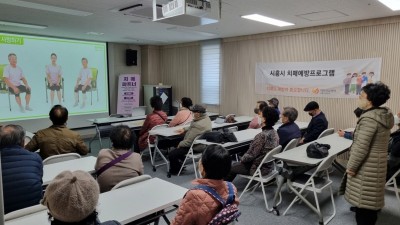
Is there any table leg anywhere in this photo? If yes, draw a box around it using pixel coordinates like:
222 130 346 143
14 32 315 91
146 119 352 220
88 124 102 153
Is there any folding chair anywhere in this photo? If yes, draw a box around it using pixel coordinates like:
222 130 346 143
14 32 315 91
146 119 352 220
142 124 170 174
317 128 335 139
177 135 203 178
111 175 152 190
45 77 65 103
283 154 337 225
42 153 81 165
238 145 282 212
385 168 400 212
282 138 300 152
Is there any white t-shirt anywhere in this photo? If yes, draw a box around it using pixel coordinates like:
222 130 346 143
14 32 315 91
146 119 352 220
3 65 24 86
46 64 63 84
78 67 92 86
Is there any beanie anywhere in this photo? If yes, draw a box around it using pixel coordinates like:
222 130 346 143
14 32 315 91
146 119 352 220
42 170 99 223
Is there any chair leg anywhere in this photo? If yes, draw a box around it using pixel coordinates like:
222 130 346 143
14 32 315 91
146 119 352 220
260 178 273 211
192 156 198 179
239 176 256 200
91 90 93 105
8 91 11 111
394 182 400 212
177 152 190 177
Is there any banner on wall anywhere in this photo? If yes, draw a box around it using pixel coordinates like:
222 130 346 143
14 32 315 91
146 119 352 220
255 58 382 98
117 74 141 115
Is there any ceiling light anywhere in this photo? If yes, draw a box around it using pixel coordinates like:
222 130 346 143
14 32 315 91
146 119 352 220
86 32 104 36
1 0 93 16
0 21 47 29
378 0 400 11
241 14 294 27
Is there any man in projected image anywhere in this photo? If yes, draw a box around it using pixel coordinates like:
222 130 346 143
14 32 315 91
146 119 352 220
74 57 92 108
3 53 33 112
46 53 62 106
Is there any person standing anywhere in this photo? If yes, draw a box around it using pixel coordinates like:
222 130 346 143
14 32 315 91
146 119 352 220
3 53 33 112
341 82 394 225
46 53 63 106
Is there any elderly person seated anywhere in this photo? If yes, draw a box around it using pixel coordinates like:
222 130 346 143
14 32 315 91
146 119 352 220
0 124 43 214
168 104 212 175
299 101 328 144
226 107 279 181
25 105 88 159
277 107 301 149
248 101 267 129
171 145 239 225
42 170 120 225
138 96 167 151
169 97 193 127
95 125 143 192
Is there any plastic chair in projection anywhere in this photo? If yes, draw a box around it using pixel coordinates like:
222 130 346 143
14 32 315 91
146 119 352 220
0 64 12 111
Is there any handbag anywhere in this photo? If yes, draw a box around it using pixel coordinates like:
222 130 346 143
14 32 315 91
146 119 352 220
306 142 331 158
96 151 133 177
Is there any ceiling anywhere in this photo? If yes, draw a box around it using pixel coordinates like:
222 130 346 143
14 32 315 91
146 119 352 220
0 0 399 45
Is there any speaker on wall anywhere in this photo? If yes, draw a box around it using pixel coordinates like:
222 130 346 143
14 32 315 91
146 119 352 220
126 49 137 66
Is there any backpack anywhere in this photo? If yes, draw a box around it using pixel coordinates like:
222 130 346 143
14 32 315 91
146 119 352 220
193 182 241 225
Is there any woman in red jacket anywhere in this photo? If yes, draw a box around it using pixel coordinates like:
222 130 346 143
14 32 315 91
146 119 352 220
138 96 167 151
171 145 239 225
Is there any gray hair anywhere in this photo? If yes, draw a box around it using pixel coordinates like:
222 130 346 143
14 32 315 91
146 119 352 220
282 107 298 123
0 124 25 148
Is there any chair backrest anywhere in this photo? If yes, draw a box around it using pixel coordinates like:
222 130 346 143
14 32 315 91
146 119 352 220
282 138 299 152
111 175 152 190
256 145 282 170
317 128 335 139
4 204 47 221
43 153 81 165
313 154 337 174
24 135 32 146
90 68 98 88
190 134 204 150
0 64 7 79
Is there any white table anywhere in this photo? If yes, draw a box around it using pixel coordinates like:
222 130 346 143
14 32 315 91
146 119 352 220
211 116 253 129
5 178 187 225
273 133 353 166
149 115 254 138
88 115 147 150
271 133 352 223
42 156 97 186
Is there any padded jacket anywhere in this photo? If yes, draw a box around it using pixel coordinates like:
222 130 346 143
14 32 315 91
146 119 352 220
277 122 301 149
178 114 212 148
303 112 328 143
343 107 394 210
171 179 239 225
138 110 167 151
25 125 88 159
1 145 43 214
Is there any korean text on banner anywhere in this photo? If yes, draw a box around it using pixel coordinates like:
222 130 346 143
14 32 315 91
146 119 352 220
255 58 381 98
117 74 140 115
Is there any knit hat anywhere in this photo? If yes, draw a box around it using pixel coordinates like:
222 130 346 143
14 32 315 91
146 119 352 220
190 104 206 113
268 98 279 108
42 170 100 223
304 101 319 111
